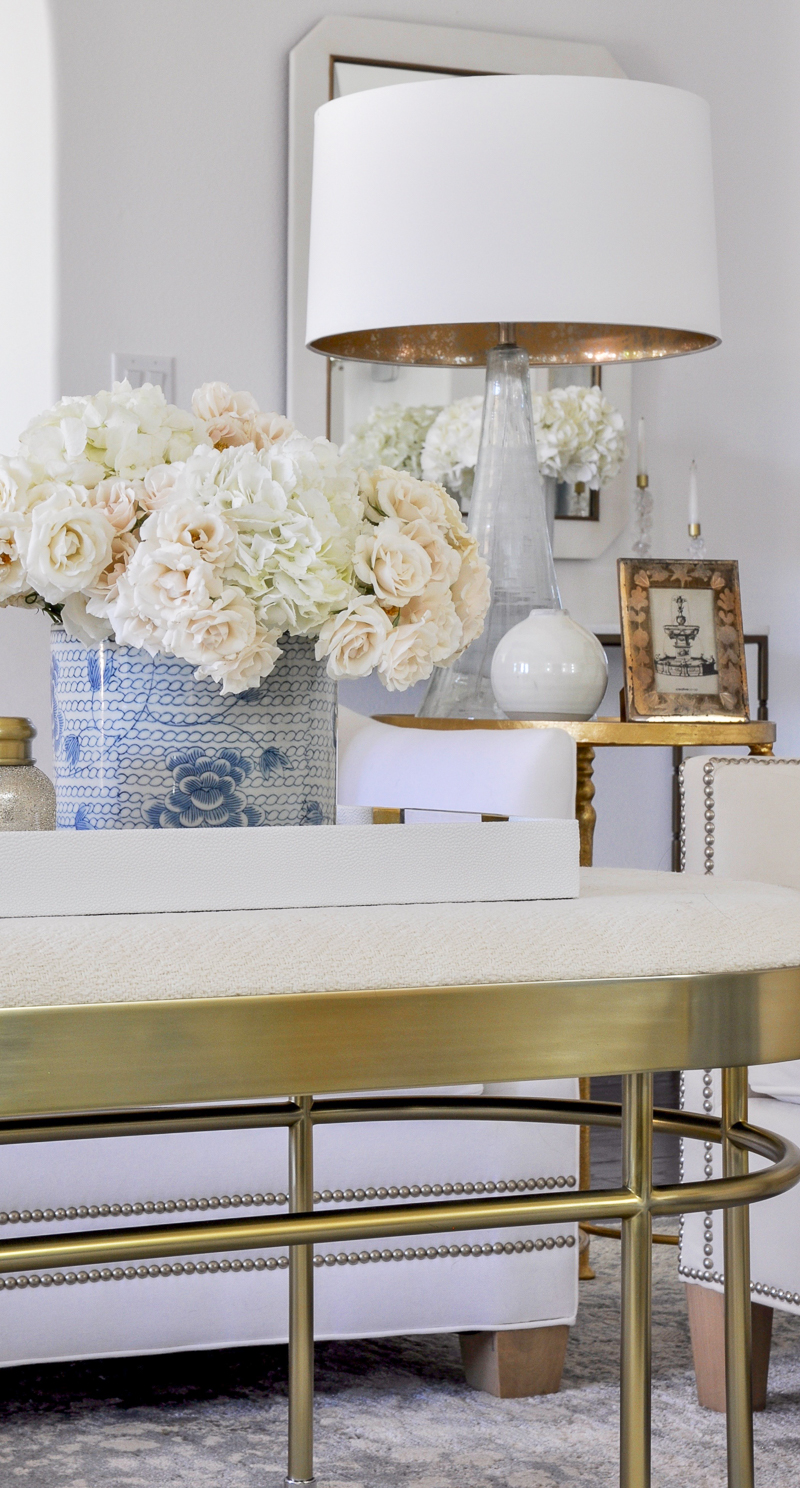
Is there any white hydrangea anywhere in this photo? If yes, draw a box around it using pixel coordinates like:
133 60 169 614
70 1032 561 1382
532 386 627 489
19 380 208 487
420 395 483 497
341 402 440 480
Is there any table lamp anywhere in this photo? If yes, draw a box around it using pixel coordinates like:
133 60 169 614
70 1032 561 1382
306 75 720 719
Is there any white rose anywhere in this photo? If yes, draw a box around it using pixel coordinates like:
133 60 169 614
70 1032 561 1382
21 486 115 602
193 624 282 694
128 548 221 625
359 466 448 527
140 462 183 512
0 512 28 599
164 589 256 668
377 615 438 691
450 548 491 651
192 382 294 452
354 517 432 603
400 589 462 664
401 517 461 590
146 496 236 567
86 531 138 616
61 592 113 645
0 457 39 514
90 478 143 532
314 598 393 679
106 570 165 655
191 382 259 423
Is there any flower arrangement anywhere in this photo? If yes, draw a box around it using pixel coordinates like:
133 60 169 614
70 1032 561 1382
531 386 627 489
0 381 489 694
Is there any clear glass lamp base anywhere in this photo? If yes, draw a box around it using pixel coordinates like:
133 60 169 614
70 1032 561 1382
419 341 561 721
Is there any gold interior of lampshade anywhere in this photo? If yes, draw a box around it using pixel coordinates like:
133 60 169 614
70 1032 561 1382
308 322 719 366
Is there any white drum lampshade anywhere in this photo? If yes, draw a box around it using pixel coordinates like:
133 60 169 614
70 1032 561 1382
305 75 720 719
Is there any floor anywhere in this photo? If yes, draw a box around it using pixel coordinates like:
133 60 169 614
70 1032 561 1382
0 1231 799 1487
590 1072 681 1188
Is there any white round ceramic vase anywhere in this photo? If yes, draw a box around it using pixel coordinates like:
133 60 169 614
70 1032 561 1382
490 608 608 721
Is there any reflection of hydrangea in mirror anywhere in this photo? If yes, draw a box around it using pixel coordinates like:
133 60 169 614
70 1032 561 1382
341 402 441 479
532 386 627 489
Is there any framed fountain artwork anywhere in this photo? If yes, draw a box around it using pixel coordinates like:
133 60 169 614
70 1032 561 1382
288 16 633 561
617 560 749 722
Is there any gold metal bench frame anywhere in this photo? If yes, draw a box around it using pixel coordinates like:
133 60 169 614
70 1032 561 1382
1 962 799 1488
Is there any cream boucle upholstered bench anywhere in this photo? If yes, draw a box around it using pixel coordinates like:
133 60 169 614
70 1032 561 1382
0 864 799 1488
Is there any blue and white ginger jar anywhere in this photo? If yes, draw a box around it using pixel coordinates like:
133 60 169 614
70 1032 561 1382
50 630 336 830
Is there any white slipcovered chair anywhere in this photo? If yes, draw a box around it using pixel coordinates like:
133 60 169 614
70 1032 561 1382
0 708 580 1398
680 753 800 1409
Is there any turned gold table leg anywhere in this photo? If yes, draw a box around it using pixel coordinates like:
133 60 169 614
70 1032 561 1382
576 743 596 868
620 1072 653 1488
286 1096 316 1488
748 743 773 757
723 1067 755 1488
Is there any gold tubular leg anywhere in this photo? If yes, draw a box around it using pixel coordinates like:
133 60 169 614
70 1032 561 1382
286 1095 316 1488
620 1073 652 1488
722 1067 754 1488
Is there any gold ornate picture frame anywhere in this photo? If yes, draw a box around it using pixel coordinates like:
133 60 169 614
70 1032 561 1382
618 559 749 722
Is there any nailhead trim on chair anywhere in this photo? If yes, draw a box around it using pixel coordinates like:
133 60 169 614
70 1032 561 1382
0 1233 576 1292
678 755 800 879
678 1067 800 1306
0 1175 575 1227
677 1262 800 1308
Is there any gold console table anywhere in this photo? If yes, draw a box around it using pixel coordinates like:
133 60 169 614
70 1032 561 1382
376 716 776 868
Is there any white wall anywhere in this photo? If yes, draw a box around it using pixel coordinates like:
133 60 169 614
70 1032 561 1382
0 0 56 772
2 1 797 862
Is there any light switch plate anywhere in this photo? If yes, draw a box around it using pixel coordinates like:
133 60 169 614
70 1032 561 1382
112 354 175 404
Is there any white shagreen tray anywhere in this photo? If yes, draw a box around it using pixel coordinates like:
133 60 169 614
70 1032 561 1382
0 820 579 918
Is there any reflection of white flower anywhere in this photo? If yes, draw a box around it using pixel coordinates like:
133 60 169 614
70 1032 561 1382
315 597 393 679
22 487 115 602
342 403 440 479
354 517 432 603
532 386 627 488
421 395 483 495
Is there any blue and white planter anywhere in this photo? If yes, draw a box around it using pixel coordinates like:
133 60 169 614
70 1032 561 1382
50 629 336 830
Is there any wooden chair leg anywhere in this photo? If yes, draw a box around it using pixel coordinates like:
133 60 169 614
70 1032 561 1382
459 1325 569 1398
685 1282 773 1411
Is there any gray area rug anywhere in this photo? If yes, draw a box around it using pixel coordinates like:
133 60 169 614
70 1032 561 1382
1 1235 799 1487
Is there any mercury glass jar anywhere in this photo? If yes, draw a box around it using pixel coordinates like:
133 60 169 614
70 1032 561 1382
0 718 56 831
